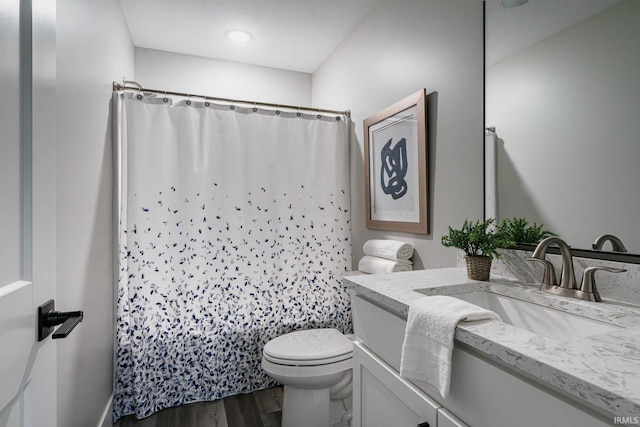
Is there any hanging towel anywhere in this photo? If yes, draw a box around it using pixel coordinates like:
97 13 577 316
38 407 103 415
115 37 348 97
400 296 501 398
358 255 413 274
363 239 414 261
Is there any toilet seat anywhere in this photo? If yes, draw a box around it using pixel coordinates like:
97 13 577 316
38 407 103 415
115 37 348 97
263 351 352 366
263 328 353 367
261 328 354 427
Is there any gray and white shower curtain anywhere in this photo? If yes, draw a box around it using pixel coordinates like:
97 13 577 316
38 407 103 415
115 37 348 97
112 92 352 420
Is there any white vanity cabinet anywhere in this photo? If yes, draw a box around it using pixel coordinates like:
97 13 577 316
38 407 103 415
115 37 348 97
353 342 440 427
352 295 468 427
437 409 467 427
351 294 612 427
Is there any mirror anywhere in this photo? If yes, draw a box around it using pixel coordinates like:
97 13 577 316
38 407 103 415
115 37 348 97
485 0 640 255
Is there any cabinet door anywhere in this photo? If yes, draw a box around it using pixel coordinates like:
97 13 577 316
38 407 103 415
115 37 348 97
353 342 439 427
438 408 468 427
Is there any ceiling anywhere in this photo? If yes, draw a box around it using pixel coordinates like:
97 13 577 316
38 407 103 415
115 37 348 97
119 0 379 74
120 0 623 74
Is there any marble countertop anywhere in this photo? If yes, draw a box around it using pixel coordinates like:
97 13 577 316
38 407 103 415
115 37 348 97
344 267 640 420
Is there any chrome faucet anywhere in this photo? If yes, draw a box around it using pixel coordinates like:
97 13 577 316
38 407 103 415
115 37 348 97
527 237 626 302
592 234 627 253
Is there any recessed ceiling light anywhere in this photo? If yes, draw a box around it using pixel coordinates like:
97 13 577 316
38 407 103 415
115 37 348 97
226 29 252 44
500 0 528 7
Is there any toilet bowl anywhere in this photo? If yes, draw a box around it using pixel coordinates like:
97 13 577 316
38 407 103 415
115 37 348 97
261 328 353 427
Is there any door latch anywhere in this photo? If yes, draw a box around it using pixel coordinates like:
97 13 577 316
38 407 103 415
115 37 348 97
38 300 84 341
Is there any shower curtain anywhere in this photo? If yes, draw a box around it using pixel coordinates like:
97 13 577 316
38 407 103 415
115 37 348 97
112 92 352 420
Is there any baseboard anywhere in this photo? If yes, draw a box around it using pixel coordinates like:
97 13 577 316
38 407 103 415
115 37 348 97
98 395 113 427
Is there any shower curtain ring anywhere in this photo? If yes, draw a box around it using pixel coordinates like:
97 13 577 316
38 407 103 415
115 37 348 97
252 102 257 113
204 95 210 107
135 83 143 100
186 93 192 106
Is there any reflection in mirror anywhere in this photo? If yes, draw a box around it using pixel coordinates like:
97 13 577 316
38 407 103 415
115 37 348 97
485 0 640 255
592 234 627 253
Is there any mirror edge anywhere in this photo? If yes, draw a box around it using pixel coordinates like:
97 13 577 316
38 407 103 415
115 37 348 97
512 244 640 265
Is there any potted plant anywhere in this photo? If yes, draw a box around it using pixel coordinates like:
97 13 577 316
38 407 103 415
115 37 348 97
441 218 514 280
497 217 557 246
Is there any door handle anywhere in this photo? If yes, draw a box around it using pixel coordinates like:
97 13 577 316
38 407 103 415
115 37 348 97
38 300 84 341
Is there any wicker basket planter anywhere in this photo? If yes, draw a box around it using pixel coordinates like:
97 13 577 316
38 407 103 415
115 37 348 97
442 219 512 281
464 255 492 281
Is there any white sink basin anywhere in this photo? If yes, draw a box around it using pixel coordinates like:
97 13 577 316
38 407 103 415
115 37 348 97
453 291 621 341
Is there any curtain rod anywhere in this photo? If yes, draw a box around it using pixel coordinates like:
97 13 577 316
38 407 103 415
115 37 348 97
112 81 351 118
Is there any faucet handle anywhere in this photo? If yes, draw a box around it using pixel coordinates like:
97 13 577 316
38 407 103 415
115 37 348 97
579 266 627 302
526 257 558 286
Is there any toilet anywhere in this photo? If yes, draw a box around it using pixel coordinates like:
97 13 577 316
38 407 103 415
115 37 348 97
261 328 354 427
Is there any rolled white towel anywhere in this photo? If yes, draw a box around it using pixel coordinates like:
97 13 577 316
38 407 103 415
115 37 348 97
363 239 414 261
358 255 413 274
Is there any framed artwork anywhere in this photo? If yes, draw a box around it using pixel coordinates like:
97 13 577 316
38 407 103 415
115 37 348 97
364 89 428 234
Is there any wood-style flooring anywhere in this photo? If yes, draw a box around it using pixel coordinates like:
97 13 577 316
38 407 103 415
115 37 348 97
114 386 283 427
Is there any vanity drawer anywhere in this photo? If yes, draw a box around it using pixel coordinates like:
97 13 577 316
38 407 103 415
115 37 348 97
353 295 406 371
353 342 440 427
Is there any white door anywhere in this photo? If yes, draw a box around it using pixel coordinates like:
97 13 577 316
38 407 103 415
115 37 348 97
0 0 57 426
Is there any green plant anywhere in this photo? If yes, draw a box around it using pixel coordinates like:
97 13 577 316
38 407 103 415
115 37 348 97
497 217 557 246
441 218 514 259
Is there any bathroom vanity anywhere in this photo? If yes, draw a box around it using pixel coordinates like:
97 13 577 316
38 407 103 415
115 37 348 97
345 268 640 427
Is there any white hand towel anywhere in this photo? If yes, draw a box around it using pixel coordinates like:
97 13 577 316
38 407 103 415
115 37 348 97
362 239 414 261
400 296 501 398
358 255 413 274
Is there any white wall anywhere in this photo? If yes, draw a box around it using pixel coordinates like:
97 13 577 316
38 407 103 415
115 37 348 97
487 0 640 251
51 1 483 423
56 0 134 426
313 0 485 269
135 47 312 106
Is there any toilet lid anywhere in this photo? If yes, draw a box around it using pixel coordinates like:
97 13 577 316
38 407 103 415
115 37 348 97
263 328 353 362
